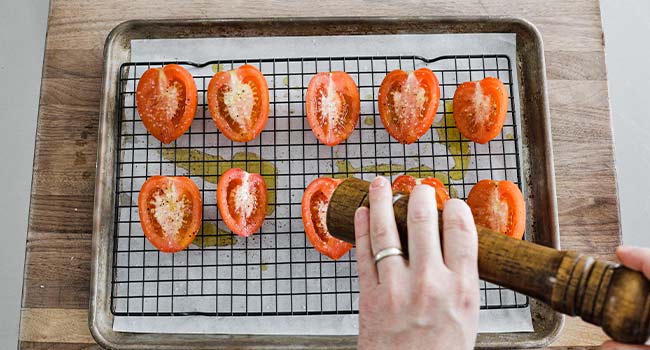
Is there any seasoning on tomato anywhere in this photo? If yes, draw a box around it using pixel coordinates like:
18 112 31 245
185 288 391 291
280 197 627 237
452 76 508 144
217 168 268 237
207 65 270 142
138 176 202 253
301 177 353 260
466 179 525 240
135 64 198 144
391 174 450 210
305 72 361 146
378 68 440 144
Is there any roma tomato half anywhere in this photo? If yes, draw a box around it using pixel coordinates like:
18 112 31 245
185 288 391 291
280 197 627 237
217 168 268 237
207 65 270 142
466 179 525 239
452 76 508 144
306 72 360 146
136 64 198 144
378 68 440 144
138 176 202 253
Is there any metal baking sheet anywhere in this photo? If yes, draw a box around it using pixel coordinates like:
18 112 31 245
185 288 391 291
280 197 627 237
112 33 531 334
91 17 561 349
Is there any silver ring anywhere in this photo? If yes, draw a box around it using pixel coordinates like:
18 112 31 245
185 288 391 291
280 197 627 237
374 247 404 265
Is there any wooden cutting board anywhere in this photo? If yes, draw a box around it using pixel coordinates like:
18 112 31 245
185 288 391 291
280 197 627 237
19 0 618 349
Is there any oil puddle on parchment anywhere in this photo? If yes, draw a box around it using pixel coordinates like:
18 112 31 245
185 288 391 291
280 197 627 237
434 101 471 181
192 222 238 248
211 64 226 73
161 149 277 215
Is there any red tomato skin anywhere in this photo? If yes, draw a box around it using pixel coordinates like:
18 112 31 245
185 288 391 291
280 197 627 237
391 174 450 210
466 179 525 239
301 178 352 260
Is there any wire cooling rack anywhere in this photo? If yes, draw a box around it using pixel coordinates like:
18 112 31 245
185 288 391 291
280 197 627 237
111 54 528 317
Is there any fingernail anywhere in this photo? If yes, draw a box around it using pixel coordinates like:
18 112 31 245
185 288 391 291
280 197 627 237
617 245 632 252
370 176 387 189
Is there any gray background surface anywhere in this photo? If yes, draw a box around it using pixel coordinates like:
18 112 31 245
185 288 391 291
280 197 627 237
0 0 647 347
0 0 48 349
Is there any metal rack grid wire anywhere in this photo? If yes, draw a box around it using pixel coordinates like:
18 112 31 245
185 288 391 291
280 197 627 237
111 54 529 317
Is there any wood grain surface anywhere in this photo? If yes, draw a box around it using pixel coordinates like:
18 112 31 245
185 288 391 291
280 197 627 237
20 0 619 348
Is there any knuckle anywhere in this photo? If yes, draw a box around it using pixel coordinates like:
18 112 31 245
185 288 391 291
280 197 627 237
371 225 395 242
408 205 436 223
443 201 475 233
414 275 445 304
454 278 479 310
411 311 436 328
444 214 474 234
455 249 478 265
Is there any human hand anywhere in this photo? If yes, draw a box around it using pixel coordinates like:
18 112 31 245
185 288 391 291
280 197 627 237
354 176 479 350
601 246 650 350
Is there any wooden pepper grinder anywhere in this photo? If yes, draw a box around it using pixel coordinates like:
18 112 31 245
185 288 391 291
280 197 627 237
326 177 650 344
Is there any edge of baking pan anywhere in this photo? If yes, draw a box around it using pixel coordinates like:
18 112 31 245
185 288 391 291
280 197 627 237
90 16 561 349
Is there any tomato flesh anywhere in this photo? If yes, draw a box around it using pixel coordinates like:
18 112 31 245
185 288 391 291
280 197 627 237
452 76 508 144
301 178 352 260
466 179 525 239
136 64 198 144
217 168 268 237
138 176 202 253
378 68 440 144
207 65 270 142
306 72 361 146
391 174 450 210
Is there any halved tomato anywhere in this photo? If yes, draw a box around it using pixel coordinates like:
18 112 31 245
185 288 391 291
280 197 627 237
466 179 525 239
138 176 202 252
306 72 360 146
391 174 450 210
207 65 269 142
217 168 268 237
136 64 197 144
301 177 353 260
378 68 440 144
452 76 508 144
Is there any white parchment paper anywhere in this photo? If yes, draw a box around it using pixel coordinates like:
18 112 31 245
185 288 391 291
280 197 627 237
113 33 533 335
